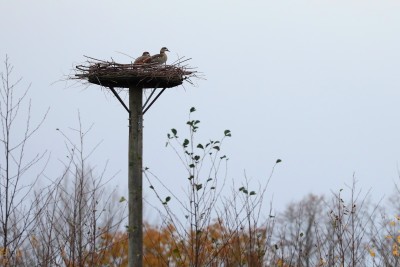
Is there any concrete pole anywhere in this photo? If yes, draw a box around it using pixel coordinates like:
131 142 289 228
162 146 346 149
128 87 143 267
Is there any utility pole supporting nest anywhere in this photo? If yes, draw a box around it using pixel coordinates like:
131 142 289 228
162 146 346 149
128 86 143 267
72 57 198 267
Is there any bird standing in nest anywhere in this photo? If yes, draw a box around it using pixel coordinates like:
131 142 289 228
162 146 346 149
145 47 170 65
134 52 151 64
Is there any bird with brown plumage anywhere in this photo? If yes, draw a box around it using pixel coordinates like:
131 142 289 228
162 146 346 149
134 51 151 64
144 47 170 65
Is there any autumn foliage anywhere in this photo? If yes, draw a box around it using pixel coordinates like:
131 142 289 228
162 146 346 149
50 220 269 267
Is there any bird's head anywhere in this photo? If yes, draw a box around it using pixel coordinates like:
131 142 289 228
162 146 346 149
160 47 170 53
142 52 150 56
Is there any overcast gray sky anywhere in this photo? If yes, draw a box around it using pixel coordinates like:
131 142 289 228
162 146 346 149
1 0 400 215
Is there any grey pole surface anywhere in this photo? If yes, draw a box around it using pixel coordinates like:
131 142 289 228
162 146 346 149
128 87 143 267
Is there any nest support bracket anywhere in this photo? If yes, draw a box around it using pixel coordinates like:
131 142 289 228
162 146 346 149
142 88 166 115
109 87 130 114
108 86 166 115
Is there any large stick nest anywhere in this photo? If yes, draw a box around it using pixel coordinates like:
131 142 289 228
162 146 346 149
73 56 198 89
